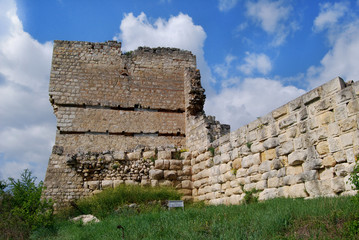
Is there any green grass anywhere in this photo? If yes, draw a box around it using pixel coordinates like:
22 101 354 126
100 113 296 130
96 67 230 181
32 196 359 240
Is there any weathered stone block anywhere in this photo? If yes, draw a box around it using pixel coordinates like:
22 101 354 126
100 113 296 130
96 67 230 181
158 150 172 160
288 150 307 166
149 169 163 180
261 149 277 161
277 141 294 156
278 115 297 129
263 138 280 149
273 105 288 119
288 184 308 198
164 170 177 180
331 177 345 193
286 166 303 175
316 141 329 155
169 160 182 170
232 158 242 169
322 155 336 167
258 188 278 201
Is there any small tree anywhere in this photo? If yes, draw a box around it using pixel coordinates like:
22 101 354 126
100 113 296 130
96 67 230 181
0 169 53 239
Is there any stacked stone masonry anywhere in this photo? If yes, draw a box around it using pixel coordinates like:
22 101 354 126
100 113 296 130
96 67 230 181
44 40 359 208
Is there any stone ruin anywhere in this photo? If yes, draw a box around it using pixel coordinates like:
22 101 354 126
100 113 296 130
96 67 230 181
43 40 359 208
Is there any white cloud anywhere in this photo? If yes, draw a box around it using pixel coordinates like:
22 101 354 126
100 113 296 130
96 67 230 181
238 52 272 75
218 0 238 12
308 19 359 88
313 2 349 32
246 0 294 46
308 3 359 88
114 12 215 92
213 54 237 79
0 0 55 181
205 77 306 130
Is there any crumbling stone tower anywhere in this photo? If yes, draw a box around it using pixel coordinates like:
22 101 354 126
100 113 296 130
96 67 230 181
43 40 229 208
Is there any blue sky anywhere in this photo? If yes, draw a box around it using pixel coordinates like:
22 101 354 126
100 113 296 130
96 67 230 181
1 0 359 181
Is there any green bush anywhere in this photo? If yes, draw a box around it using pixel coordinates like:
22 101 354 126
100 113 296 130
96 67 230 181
0 169 53 239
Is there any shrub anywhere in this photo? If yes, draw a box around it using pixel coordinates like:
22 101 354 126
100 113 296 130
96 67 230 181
0 169 53 239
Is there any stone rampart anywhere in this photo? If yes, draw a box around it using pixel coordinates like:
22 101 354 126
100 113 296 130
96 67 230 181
191 77 359 204
44 40 359 208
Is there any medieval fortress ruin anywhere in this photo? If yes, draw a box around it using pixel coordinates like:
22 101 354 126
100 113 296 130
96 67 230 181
43 40 359 208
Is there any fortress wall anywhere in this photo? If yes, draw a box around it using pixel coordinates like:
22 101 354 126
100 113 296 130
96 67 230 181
191 77 359 204
44 41 198 208
55 107 185 134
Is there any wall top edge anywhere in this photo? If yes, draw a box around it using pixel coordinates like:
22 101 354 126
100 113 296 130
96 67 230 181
212 76 356 147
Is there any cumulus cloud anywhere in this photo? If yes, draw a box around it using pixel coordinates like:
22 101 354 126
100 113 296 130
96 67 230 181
114 12 215 92
0 0 55 181
313 2 349 32
205 77 306 130
238 52 272 75
246 0 295 46
218 0 238 12
213 54 237 79
308 3 359 88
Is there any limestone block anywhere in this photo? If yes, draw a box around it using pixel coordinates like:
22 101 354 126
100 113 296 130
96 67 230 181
318 112 335 126
151 180 159 187
331 177 345 193
273 105 288 119
258 188 278 201
125 180 138 185
323 155 336 167
289 184 308 198
201 169 210 178
101 180 113 189
224 171 235 182
236 169 247 178
170 160 182 170
286 166 303 175
250 174 262 183
127 152 141 161
256 180 267 190
348 99 359 115
319 179 336 196
303 88 320 105
196 153 205 163
179 189 192 196
182 166 191 175
237 177 246 185
277 141 294 156
268 170 278 178
232 187 243 194
263 138 280 149
340 118 357 132
279 156 288 167
212 183 222 192
279 115 297 129
328 137 340 153
334 163 349 177
302 158 323 171
232 158 242 169
158 150 172 160
87 181 100 190
164 170 177 180
251 142 265 153
336 87 353 104
346 149 355 163
229 195 243 205
268 177 281 188
288 150 307 166
181 152 192 160
277 167 286 177
113 151 126 160
319 168 334 180
213 155 221 165
220 153 231 163
113 180 124 188
340 132 353 148
316 141 329 155
289 97 302 111
341 191 358 197
259 160 272 173
283 175 300 186
334 105 348 122
192 164 201 175
276 186 289 198
149 169 163 180
261 149 277 161
211 166 220 176
243 183 256 192
305 180 321 198
248 165 259 175
242 153 260 168
220 163 231 174
230 179 240 188
155 160 170 170
143 151 156 159
333 151 346 163
328 123 340 137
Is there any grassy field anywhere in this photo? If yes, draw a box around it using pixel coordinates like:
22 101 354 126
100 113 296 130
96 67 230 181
32 191 359 240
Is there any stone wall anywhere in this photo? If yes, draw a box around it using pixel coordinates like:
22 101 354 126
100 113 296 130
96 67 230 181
43 41 205 208
44 40 359 208
191 77 359 204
